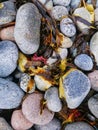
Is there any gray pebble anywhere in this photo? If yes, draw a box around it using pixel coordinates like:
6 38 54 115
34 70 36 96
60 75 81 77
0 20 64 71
70 0 81 9
44 87 62 112
74 54 93 71
94 8 98 28
53 0 71 6
14 3 41 54
63 70 91 109
60 17 76 37
65 122 94 130
34 118 61 130
88 94 98 118
0 1 16 25
0 41 18 77
51 6 68 21
0 78 24 109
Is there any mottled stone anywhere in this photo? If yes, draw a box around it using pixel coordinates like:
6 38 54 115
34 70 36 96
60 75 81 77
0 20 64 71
88 94 98 118
35 118 61 130
60 18 76 37
0 78 24 109
22 93 54 125
53 0 71 6
74 54 93 71
0 1 16 25
0 41 18 77
11 110 33 130
14 3 41 54
44 87 62 112
63 70 91 109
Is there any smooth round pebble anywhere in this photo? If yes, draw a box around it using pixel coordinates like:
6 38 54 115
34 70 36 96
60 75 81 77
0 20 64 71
22 93 54 125
0 26 15 41
35 118 61 130
0 41 18 77
44 87 62 112
57 48 68 59
60 17 76 37
74 54 93 71
88 70 98 91
0 78 24 109
65 122 94 130
53 0 71 6
88 94 98 118
0 1 16 25
38 0 53 10
63 70 91 109
14 3 41 54
11 110 33 130
51 6 68 21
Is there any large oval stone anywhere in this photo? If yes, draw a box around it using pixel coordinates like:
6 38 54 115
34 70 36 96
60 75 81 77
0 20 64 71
14 3 41 54
0 78 24 109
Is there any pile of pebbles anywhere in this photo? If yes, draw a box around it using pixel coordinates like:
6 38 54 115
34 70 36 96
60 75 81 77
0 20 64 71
0 0 98 130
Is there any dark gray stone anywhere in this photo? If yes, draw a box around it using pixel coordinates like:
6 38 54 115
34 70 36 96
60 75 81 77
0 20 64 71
0 41 18 77
14 3 41 54
0 78 24 109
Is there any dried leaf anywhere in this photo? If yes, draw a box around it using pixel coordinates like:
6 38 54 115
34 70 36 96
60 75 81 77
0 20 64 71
59 77 66 99
59 59 67 72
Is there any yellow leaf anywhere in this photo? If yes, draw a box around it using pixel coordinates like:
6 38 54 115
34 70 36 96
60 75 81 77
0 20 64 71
59 77 66 99
59 59 67 72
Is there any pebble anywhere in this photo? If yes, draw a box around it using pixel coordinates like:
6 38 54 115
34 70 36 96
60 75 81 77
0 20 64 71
74 54 93 71
90 32 98 65
70 0 81 9
65 122 94 130
88 70 98 91
53 0 71 7
57 48 68 60
14 3 41 54
22 93 54 125
0 41 18 77
0 1 16 25
0 26 15 41
73 7 91 34
51 6 68 21
34 118 61 130
88 94 98 118
0 78 24 109
44 87 62 112
11 110 33 130
94 8 98 28
63 70 91 109
60 17 76 37
47 51 58 65
38 0 53 10
20 73 35 93
0 117 13 130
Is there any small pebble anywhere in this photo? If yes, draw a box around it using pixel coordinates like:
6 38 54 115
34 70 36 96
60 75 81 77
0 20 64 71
88 94 98 118
0 41 18 77
44 87 62 112
51 6 68 21
34 118 61 130
53 0 71 7
38 0 53 10
57 48 68 59
0 26 15 41
22 93 54 125
20 73 35 93
0 1 16 25
70 0 81 9
0 78 24 109
60 17 76 37
74 54 93 71
11 110 33 130
65 122 94 130
63 70 91 109
47 51 58 65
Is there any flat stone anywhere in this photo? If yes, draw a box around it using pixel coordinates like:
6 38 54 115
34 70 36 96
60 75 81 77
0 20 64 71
53 0 71 6
0 78 24 109
0 41 18 77
11 110 33 130
0 1 16 25
88 94 98 118
0 26 15 41
51 6 68 21
14 3 41 54
63 70 91 109
74 54 93 71
22 93 54 125
60 17 76 37
65 122 94 130
0 117 13 130
34 118 61 130
44 87 62 112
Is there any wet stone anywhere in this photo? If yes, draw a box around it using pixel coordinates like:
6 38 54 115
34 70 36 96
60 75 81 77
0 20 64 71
0 41 18 77
53 0 71 7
